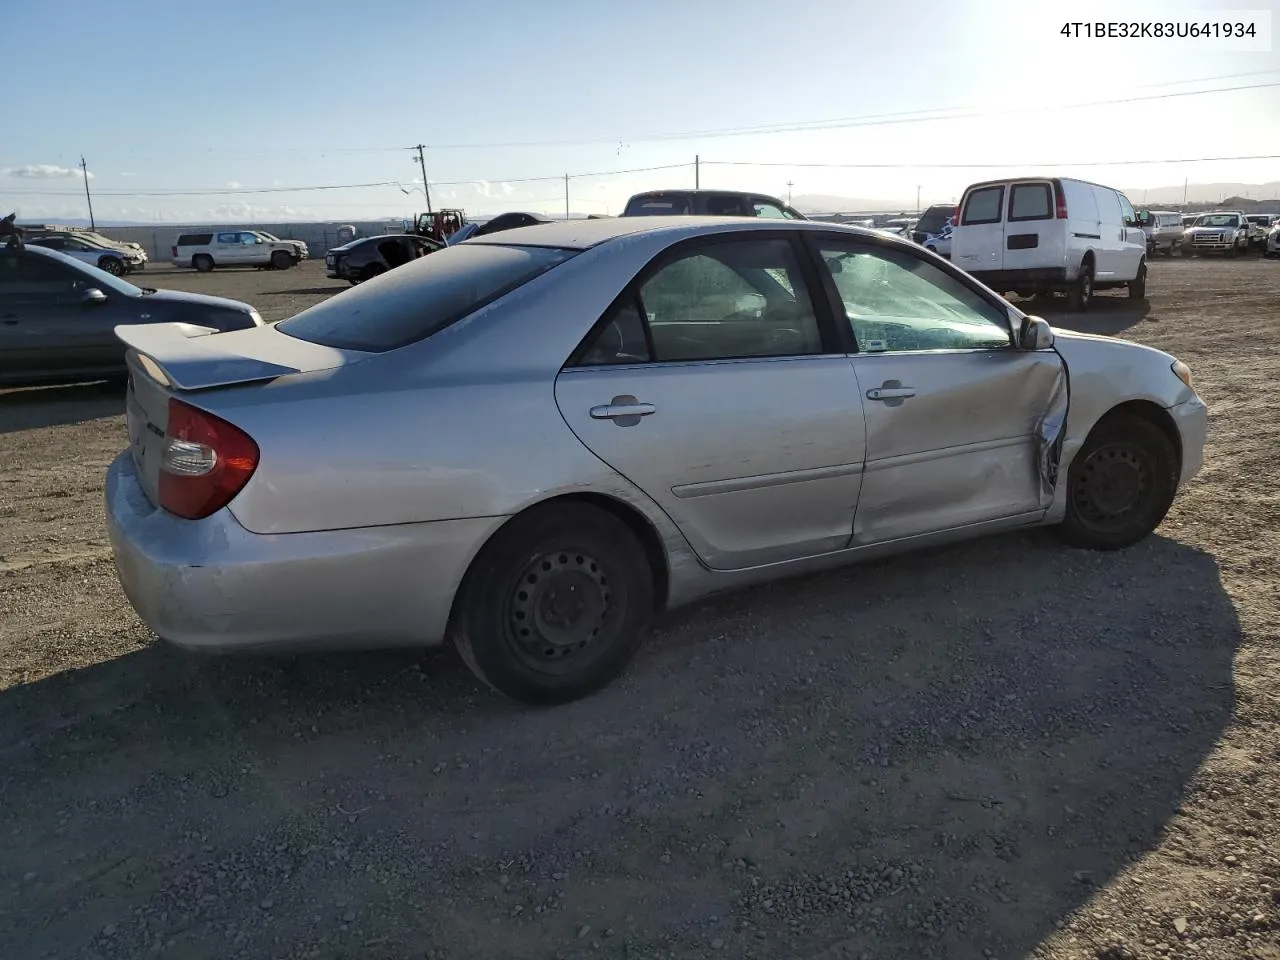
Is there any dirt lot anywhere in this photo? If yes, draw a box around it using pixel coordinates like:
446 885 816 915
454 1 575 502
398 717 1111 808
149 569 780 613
1 257 1278 960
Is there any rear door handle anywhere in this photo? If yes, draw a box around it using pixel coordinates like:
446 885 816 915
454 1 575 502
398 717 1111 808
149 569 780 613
866 386 916 401
590 394 655 426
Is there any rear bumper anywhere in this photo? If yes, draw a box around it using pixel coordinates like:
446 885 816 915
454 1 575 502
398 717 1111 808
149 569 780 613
968 267 1068 290
104 452 504 652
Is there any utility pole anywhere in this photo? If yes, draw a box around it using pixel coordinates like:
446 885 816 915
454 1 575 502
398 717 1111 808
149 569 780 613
695 155 700 189
786 180 794 205
916 184 921 215
564 173 570 220
412 144 433 214
80 155 96 230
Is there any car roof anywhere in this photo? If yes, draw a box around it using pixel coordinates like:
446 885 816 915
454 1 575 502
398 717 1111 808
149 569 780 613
465 215 882 250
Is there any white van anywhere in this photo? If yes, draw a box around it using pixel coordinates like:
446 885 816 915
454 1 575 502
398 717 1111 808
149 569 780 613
951 177 1147 311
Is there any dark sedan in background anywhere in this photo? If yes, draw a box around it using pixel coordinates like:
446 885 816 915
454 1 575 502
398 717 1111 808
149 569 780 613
324 234 441 285
0 242 263 386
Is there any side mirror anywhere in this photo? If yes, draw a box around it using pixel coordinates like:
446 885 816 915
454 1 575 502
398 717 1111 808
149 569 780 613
81 287 108 304
1019 315 1054 350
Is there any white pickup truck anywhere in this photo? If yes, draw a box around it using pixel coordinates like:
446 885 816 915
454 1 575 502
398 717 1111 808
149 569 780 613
1181 211 1250 257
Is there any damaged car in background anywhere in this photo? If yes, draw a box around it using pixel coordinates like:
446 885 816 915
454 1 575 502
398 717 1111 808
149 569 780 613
104 217 1207 706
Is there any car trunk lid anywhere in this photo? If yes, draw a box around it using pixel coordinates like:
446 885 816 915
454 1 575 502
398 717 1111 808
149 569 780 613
118 321 369 507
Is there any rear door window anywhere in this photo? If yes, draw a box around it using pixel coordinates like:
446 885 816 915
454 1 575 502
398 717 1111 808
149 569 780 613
176 234 212 246
1008 183 1052 221
961 186 1004 225
277 243 578 352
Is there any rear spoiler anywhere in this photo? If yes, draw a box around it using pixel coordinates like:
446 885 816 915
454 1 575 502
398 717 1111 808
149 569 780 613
115 322 301 392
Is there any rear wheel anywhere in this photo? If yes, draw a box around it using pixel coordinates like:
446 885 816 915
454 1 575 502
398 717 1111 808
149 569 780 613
1066 263 1093 312
192 254 214 273
98 256 124 276
450 503 654 705
1055 413 1178 550
270 250 293 270
1128 260 1147 299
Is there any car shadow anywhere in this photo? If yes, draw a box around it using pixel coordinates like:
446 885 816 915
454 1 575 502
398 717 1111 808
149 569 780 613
0 380 123 434
0 530 1238 959
1018 292 1154 337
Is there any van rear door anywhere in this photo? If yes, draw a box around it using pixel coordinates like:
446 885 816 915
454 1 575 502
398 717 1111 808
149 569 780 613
953 182 1006 274
1003 180 1060 274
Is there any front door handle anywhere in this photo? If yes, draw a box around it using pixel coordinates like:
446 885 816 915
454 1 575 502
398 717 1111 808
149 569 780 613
590 394 655 426
866 386 916 401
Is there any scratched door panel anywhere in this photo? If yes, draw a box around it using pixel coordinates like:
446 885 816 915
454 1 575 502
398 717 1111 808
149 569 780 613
555 356 867 570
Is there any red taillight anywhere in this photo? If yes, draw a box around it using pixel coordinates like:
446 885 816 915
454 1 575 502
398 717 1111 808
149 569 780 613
158 399 259 520
171 245 178 257
953 203 961 226
1054 183 1068 220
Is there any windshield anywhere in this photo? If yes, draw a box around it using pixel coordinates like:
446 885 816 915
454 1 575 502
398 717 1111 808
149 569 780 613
277 242 577 352
254 231 280 241
1193 214 1240 227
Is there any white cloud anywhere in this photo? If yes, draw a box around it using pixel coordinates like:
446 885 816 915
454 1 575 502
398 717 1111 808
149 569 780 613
4 163 93 180
224 181 242 189
119 171 138 177
500 182 514 197
474 179 493 198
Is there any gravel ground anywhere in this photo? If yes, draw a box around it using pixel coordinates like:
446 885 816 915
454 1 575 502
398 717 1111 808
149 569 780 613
1 257 1278 960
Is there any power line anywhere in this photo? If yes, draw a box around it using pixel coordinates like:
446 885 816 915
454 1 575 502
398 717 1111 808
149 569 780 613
400 74 1280 150
706 153 1280 170
0 163 695 198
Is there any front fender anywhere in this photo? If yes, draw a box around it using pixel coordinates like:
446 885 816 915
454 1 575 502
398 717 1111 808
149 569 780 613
1047 329 1198 517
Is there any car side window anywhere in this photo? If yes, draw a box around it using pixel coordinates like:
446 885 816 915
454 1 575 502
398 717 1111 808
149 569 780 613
0 255 81 303
572 238 825 365
241 233 259 245
752 200 788 219
817 242 1012 353
215 233 239 244
1118 194 1137 227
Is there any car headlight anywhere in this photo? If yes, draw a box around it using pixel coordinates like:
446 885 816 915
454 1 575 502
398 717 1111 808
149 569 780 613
1171 359 1193 389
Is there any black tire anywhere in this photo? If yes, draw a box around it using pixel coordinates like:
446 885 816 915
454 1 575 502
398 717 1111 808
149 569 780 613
192 254 214 273
1181 244 1193 258
1128 260 1147 299
359 263 386 282
348 278 361 286
98 256 124 276
1066 262 1093 312
450 503 655 705
270 250 294 270
1055 413 1178 551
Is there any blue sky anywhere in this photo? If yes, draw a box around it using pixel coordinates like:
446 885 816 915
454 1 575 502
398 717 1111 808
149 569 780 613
3 0 1278 222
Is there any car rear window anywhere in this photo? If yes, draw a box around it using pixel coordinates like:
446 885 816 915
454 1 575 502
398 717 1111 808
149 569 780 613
915 205 953 234
961 186 1004 225
1008 183 1052 222
276 242 578 353
624 197 693 216
176 233 213 246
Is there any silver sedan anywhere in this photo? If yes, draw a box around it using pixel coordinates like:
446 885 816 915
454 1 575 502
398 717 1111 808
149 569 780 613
105 217 1208 704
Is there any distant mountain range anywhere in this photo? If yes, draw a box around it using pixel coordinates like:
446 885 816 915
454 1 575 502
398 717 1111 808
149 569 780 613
793 182 1280 215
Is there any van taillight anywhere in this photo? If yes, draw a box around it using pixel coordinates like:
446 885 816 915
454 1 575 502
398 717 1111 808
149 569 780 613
171 245 178 257
953 203 961 226
1054 184 1068 219
158 399 259 520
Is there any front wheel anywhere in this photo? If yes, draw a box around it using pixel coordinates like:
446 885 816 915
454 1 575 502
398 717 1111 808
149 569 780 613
1055 413 1178 550
270 250 294 270
450 503 655 705
1128 261 1147 299
98 256 124 276
192 254 214 273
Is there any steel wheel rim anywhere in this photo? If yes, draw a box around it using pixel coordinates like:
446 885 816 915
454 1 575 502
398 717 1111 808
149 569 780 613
1072 442 1151 530
1081 272 1091 300
504 549 616 674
